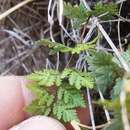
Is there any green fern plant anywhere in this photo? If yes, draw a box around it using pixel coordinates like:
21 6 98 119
37 37 97 54
63 2 117 28
61 68 93 89
26 1 126 129
91 2 117 19
26 68 94 122
86 51 124 93
63 2 88 27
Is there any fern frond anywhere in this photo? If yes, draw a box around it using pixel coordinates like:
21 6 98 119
62 109 78 123
111 78 123 99
26 100 46 115
27 83 44 98
87 51 124 93
44 108 52 116
63 2 88 27
28 69 61 87
92 2 117 19
27 68 92 123
64 2 87 20
62 68 94 89
61 68 73 79
53 102 79 122
57 87 65 100
63 89 86 107
37 38 96 54
63 2 117 28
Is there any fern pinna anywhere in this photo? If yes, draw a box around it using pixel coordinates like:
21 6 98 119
26 68 94 122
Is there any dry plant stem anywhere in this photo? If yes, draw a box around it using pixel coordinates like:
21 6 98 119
71 121 81 130
48 0 55 42
116 0 126 4
118 15 130 23
48 0 60 70
57 0 63 25
98 90 111 123
120 81 130 130
71 20 78 42
83 23 96 43
57 0 74 41
1 46 38 75
76 121 111 129
80 0 91 10
96 21 130 72
0 0 34 21
118 2 123 52
1 29 30 46
87 88 96 130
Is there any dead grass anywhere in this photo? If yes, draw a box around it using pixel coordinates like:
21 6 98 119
0 0 57 75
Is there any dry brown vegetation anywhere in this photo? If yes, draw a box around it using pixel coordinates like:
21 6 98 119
0 0 52 75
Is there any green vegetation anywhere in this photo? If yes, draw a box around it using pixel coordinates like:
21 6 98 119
26 1 130 130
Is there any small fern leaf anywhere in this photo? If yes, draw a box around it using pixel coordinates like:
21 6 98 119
69 71 78 86
47 95 54 107
61 68 72 79
87 51 123 93
63 90 70 104
28 69 61 87
67 69 94 89
62 109 79 123
57 87 65 100
92 2 117 19
53 104 63 120
44 108 51 116
26 100 46 115
111 78 123 99
63 2 88 27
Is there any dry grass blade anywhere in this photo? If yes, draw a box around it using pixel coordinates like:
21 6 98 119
0 0 34 21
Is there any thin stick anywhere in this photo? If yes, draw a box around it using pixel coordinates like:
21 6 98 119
96 21 130 72
118 2 123 52
120 80 130 130
76 121 110 129
98 90 111 123
87 88 96 130
116 0 126 4
0 0 34 21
